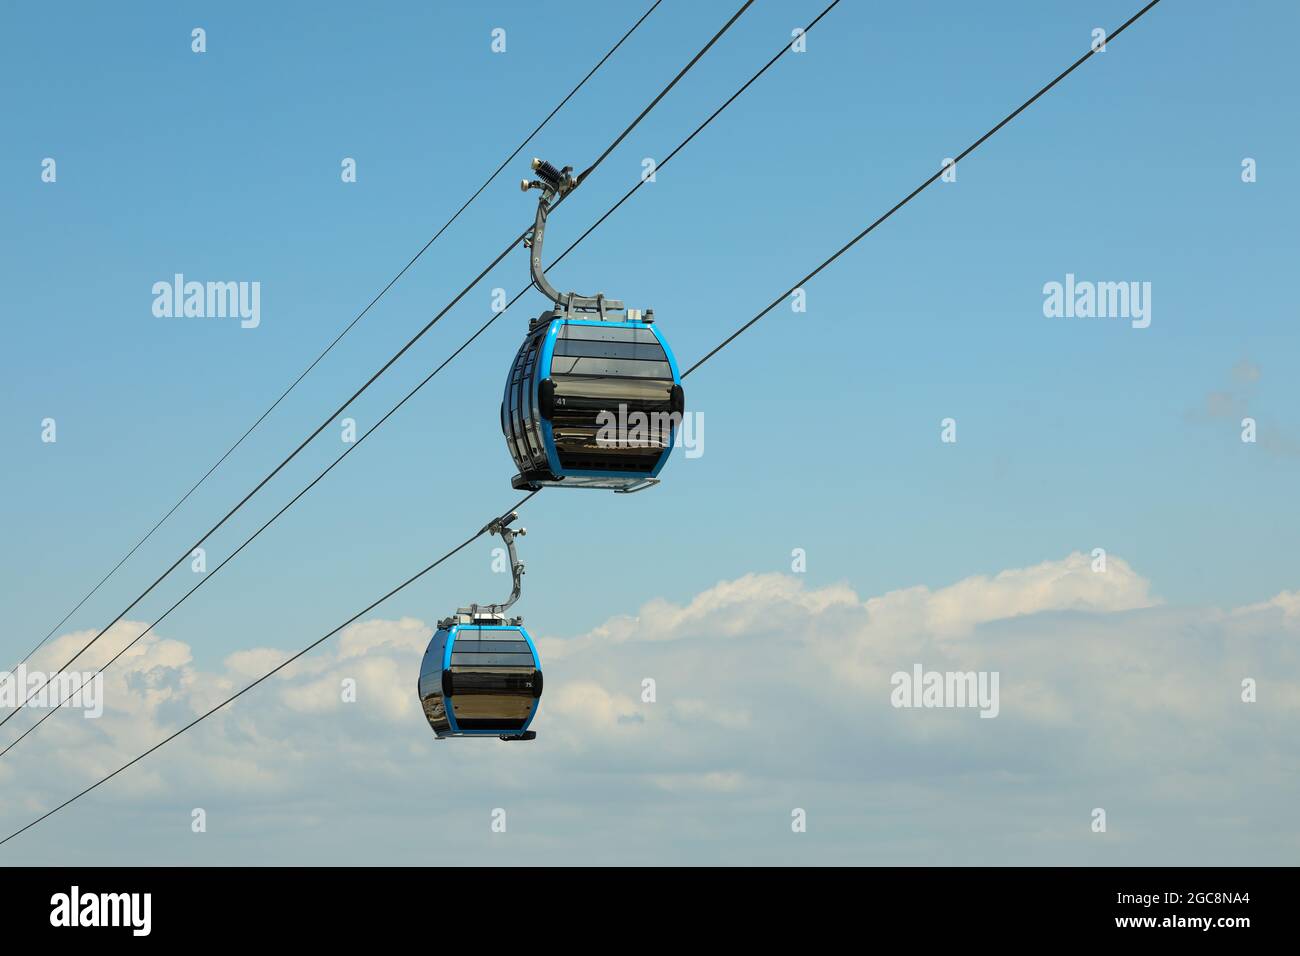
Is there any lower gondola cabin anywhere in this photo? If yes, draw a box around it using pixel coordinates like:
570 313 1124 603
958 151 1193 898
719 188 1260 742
417 617 542 741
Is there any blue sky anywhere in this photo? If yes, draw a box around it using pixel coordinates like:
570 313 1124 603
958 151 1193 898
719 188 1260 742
1 1 1298 863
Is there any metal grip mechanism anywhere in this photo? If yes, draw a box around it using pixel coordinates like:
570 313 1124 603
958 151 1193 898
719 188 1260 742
519 157 576 204
519 157 621 313
470 510 527 618
531 158 570 191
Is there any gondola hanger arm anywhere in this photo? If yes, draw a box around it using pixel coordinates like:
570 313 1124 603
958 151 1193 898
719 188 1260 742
470 510 526 618
520 157 621 314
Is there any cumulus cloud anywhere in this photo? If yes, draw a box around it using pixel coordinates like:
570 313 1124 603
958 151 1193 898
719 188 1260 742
1 552 1296 865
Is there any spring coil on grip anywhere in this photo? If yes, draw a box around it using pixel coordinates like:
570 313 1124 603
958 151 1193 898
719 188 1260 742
531 158 566 188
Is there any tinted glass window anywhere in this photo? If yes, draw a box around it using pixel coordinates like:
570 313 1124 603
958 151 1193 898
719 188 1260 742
554 334 667 362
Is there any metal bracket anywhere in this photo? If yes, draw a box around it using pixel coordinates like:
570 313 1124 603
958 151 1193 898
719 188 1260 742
521 157 625 316
613 477 660 495
468 510 527 618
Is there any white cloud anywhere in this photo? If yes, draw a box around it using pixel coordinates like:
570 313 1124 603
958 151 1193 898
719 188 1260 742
1 552 1296 865
1236 588 1300 624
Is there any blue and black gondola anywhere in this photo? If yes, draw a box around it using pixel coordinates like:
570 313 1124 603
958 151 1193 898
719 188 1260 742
417 512 541 742
417 619 542 740
503 157 686 493
502 307 684 492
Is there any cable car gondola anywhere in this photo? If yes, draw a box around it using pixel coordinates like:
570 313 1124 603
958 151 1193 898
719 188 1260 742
417 512 542 741
502 158 685 493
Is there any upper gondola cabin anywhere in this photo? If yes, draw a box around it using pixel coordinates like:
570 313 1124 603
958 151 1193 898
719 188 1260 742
503 157 686 493
502 303 683 492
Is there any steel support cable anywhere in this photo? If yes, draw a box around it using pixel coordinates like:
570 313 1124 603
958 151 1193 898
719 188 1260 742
684 0 1164 377
1 0 755 732
0 491 538 850
1 0 843 761
7 1 665 677
0 0 1163 846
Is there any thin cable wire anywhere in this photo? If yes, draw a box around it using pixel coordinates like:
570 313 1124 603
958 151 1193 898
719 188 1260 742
1 0 842 759
685 0 1164 378
1 0 754 732
7 0 664 676
0 492 538 850
576 0 755 184
0 0 1164 847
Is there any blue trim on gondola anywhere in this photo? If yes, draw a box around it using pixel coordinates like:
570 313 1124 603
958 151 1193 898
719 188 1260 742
538 323 563 477
536 318 683 481
442 624 541 737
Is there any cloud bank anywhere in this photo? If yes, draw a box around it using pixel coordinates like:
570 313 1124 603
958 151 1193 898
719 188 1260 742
2 551 1296 865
